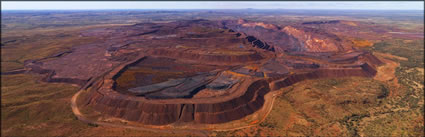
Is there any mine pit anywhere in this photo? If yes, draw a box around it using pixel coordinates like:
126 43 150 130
17 19 386 126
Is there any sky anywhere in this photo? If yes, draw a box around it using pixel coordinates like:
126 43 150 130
1 1 424 10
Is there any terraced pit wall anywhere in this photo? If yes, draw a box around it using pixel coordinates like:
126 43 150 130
83 79 270 125
82 62 381 125
271 63 377 90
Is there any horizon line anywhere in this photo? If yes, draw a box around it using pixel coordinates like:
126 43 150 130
2 8 424 11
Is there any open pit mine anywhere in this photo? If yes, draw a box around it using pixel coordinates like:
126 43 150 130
21 19 383 127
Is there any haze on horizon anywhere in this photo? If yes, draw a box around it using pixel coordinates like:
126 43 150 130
1 1 424 11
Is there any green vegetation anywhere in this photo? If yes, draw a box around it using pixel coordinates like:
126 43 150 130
360 38 424 136
371 39 424 68
259 120 277 128
360 110 423 136
213 77 390 136
340 113 370 136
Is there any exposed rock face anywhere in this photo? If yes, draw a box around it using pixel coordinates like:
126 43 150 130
245 36 275 51
222 20 296 53
221 19 354 54
282 26 343 52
